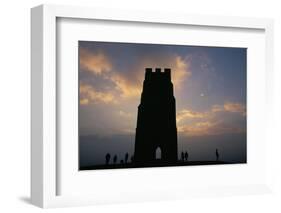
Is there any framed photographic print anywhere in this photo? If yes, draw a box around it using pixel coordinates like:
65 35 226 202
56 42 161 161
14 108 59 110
31 4 274 208
78 41 247 170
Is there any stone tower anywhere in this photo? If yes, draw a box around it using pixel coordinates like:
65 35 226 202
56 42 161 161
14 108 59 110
134 68 178 166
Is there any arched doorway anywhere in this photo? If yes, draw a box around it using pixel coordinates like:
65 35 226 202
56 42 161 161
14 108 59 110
155 147 161 160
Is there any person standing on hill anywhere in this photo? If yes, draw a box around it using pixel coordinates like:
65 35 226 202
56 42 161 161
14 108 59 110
216 149 219 161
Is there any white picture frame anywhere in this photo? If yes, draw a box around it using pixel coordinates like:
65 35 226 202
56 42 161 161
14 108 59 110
31 4 274 208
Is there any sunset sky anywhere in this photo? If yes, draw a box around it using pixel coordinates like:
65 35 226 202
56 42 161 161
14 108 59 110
79 41 247 167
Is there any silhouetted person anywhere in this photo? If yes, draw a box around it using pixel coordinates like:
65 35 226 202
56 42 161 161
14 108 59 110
120 160 124 164
105 153 111 165
113 155 117 164
181 152 185 162
216 149 219 161
130 155 134 163
184 151 189 161
125 153 129 164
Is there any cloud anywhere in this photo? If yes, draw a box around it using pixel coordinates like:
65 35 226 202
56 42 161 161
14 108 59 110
171 56 192 89
79 46 192 101
109 54 191 98
79 48 112 75
108 54 192 98
80 47 141 99
211 104 224 112
80 98 89 105
80 83 117 104
109 74 142 98
178 121 245 136
223 102 246 116
139 54 192 90
118 110 132 119
176 109 208 123
177 101 246 136
212 102 246 116
178 103 246 125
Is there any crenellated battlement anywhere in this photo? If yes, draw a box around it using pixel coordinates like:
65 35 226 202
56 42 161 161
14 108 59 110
145 68 171 81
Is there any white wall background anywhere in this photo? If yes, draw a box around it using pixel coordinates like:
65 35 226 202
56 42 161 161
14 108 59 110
0 0 280 212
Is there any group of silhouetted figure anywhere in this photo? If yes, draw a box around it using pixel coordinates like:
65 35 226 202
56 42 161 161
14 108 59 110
180 149 220 162
105 149 220 165
179 148 220 163
180 151 189 162
105 152 134 165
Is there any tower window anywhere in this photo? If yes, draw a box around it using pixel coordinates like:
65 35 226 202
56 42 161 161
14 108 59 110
155 147 161 160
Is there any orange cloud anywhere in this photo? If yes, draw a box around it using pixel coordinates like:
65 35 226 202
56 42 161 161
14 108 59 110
178 102 246 124
212 102 246 116
139 55 192 90
172 56 192 89
79 48 112 75
109 74 142 98
80 83 117 104
80 47 142 99
211 104 224 112
177 101 246 136
80 47 192 100
178 121 245 136
224 102 246 116
80 98 89 105
176 109 208 123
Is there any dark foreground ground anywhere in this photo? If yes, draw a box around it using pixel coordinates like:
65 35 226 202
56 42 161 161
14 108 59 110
79 160 239 171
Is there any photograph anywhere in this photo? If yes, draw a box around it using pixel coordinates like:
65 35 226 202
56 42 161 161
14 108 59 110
78 41 247 170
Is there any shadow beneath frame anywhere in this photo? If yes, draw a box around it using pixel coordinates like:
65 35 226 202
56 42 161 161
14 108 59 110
18 196 31 205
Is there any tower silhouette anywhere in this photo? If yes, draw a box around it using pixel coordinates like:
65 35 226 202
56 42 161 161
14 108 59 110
134 68 178 166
